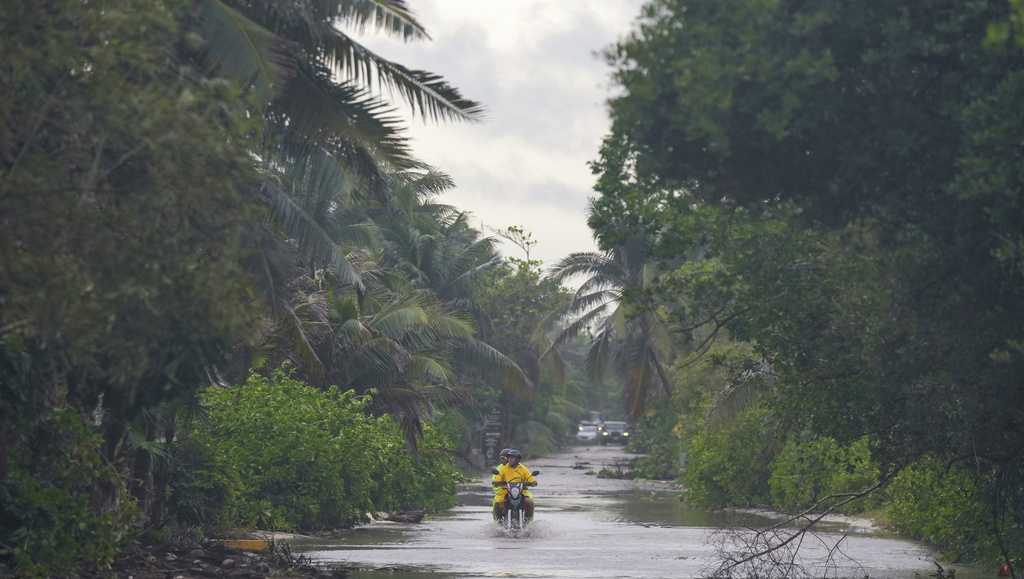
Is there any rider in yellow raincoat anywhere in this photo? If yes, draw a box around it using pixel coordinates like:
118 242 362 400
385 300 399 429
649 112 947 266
491 449 536 522
490 448 510 510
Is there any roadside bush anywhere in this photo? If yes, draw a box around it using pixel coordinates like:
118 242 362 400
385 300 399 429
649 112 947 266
168 435 243 530
0 409 138 577
173 369 458 531
768 435 880 513
361 417 459 514
628 411 683 480
887 457 996 563
682 404 776 507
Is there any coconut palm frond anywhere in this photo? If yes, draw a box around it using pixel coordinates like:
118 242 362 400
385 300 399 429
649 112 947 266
573 273 625 296
329 0 429 41
335 220 382 248
565 289 620 318
274 64 416 170
372 304 429 340
322 29 484 123
291 289 331 325
335 318 370 352
427 313 475 341
279 145 350 215
548 251 624 285
458 338 534 399
550 302 611 350
423 381 470 407
198 0 295 103
396 169 456 197
408 355 454 385
352 335 410 380
533 332 567 385
584 323 617 385
441 254 503 296
549 396 586 419
262 182 363 290
421 203 463 224
281 303 326 385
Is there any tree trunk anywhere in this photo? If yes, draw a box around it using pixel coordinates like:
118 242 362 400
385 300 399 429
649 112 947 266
0 425 12 481
129 418 156 520
149 416 176 528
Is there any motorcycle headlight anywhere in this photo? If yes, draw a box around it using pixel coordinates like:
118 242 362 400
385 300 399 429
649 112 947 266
602 431 609 436
624 432 630 437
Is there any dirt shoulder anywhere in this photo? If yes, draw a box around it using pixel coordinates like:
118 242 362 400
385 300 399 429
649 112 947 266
90 537 337 578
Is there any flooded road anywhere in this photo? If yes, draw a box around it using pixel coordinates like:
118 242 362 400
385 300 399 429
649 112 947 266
299 446 944 578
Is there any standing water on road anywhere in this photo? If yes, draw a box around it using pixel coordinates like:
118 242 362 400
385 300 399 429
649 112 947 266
299 446 944 578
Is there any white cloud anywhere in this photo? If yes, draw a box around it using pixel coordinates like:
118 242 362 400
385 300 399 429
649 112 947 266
354 0 644 266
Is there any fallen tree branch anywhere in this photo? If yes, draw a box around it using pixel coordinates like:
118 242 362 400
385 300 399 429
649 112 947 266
707 476 890 578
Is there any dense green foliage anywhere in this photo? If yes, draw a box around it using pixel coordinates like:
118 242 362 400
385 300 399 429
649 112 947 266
175 369 457 531
580 0 1024 568
887 457 998 563
0 0 570 574
769 436 881 514
625 411 682 480
683 404 775 508
2 1 259 571
1 0 259 467
0 410 138 577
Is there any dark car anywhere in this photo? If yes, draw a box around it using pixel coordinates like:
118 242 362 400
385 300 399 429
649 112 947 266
599 421 631 445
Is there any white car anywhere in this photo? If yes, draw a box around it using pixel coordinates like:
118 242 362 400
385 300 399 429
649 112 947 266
575 424 599 443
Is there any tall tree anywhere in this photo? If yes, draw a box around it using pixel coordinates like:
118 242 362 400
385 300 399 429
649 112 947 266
189 0 485 326
593 0 1024 566
548 234 674 417
0 0 263 546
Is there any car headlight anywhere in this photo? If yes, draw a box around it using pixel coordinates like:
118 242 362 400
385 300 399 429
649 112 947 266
623 432 630 436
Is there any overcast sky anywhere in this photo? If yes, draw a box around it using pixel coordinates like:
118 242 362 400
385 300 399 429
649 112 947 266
355 1 645 266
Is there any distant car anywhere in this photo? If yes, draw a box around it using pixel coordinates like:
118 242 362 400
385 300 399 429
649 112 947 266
576 424 599 443
600 421 630 445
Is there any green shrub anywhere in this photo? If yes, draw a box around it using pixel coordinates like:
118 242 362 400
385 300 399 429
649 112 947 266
887 457 997 563
173 369 458 531
682 404 775 507
768 435 880 513
0 409 138 577
360 417 459 514
628 411 684 480
168 435 243 529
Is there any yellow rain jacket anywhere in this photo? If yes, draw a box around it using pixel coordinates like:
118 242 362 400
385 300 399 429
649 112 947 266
492 463 537 504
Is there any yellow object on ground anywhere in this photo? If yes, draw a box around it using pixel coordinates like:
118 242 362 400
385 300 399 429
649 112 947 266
220 538 270 552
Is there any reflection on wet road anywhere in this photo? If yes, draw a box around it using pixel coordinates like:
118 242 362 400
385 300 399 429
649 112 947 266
299 446 940 578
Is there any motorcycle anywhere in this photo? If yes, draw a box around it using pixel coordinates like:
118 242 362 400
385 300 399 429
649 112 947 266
491 468 540 533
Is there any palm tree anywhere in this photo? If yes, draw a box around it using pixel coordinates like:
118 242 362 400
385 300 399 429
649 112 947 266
375 180 504 307
188 0 483 296
194 0 482 134
184 2 491 399
548 236 673 417
264 268 530 444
